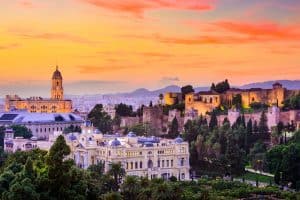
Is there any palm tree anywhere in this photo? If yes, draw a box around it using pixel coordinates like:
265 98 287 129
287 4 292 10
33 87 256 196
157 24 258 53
108 162 126 191
151 182 174 200
121 176 140 200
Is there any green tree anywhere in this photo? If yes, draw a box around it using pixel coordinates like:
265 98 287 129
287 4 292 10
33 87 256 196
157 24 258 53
121 176 140 200
115 103 135 117
63 125 81 134
102 192 123 200
225 135 245 175
88 162 105 179
0 126 6 148
258 110 269 134
108 162 126 191
209 111 218 131
283 93 300 110
88 104 113 134
168 117 179 139
46 135 73 198
128 123 146 136
11 125 32 139
211 79 230 93
181 85 194 100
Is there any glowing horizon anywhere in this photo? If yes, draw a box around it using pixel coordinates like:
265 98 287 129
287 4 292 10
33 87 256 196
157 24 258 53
1 0 300 96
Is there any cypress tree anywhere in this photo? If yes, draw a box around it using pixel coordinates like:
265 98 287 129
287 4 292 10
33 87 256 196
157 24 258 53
209 111 218 130
258 110 269 134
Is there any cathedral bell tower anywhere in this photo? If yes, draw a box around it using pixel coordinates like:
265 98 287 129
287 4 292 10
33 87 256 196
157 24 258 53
51 66 64 100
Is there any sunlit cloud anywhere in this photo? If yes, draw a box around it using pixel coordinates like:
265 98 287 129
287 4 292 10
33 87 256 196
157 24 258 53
77 65 135 74
213 21 300 40
0 43 21 50
9 29 101 45
160 76 180 84
79 0 214 17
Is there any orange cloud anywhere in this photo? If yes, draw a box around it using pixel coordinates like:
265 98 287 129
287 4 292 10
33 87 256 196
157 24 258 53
0 43 21 50
80 0 214 17
77 65 134 73
212 21 300 40
120 33 257 45
9 29 100 45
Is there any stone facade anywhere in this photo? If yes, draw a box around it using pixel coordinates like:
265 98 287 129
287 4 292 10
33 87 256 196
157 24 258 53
5 66 72 113
222 106 300 130
185 91 221 116
120 116 141 128
183 82 299 116
164 92 182 105
143 106 164 134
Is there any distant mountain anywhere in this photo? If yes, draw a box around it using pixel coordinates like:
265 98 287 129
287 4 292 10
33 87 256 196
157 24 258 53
240 80 300 90
65 80 300 99
119 85 181 97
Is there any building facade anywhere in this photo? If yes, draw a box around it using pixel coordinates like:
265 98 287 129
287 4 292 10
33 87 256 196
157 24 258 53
184 83 299 116
0 112 84 139
71 132 190 180
5 66 72 113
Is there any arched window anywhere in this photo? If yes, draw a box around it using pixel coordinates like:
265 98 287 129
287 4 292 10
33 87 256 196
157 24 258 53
140 161 143 169
180 158 184 166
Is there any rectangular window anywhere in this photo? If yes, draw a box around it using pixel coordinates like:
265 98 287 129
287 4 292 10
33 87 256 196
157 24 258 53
162 160 165 168
171 160 173 167
181 173 185 180
167 160 169 167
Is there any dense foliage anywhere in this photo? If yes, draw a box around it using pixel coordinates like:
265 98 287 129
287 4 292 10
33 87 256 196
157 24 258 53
63 125 82 134
0 133 298 199
10 125 32 139
283 94 300 110
266 131 300 190
88 104 113 134
210 79 230 94
115 103 136 117
181 85 194 100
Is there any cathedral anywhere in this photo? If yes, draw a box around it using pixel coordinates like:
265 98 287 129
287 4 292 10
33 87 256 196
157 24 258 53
5 66 72 113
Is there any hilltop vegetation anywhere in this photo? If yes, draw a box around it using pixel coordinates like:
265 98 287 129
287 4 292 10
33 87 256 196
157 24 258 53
0 135 298 199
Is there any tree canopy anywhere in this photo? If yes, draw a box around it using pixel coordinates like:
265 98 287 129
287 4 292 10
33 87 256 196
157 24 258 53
88 104 113 134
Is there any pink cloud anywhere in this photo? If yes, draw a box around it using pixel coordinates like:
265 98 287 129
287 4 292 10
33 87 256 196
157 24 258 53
80 0 214 17
18 0 34 8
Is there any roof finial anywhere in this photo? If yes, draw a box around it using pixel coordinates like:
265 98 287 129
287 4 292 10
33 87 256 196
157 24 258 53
56 65 58 71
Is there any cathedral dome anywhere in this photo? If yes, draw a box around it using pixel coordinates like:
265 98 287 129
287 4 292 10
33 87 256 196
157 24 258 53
52 66 62 79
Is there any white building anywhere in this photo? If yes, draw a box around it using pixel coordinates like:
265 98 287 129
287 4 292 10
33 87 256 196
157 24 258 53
71 130 190 180
0 112 84 139
3 127 67 152
3 122 190 181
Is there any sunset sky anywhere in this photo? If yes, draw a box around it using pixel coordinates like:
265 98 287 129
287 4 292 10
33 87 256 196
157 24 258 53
1 0 300 96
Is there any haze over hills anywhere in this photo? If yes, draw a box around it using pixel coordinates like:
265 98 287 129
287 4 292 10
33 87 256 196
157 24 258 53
77 79 300 98
2 80 300 104
239 80 300 90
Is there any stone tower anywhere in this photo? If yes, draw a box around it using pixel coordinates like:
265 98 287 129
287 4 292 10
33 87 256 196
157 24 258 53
51 66 64 100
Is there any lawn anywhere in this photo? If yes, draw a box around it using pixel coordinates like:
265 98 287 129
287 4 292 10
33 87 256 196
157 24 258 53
238 172 274 184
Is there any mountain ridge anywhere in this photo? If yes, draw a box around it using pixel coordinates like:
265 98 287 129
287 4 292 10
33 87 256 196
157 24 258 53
66 80 300 98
